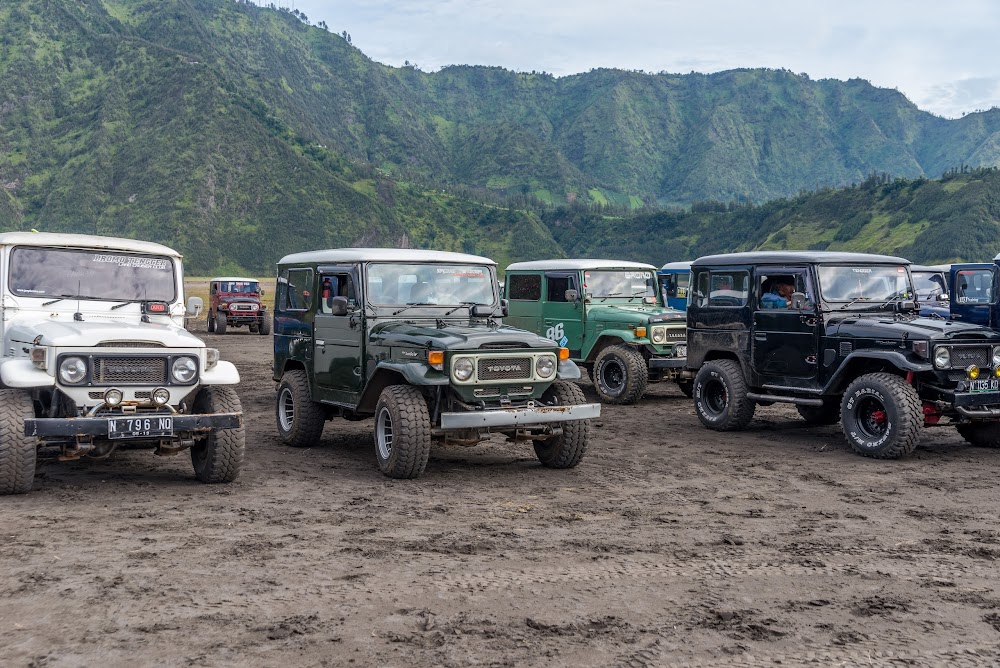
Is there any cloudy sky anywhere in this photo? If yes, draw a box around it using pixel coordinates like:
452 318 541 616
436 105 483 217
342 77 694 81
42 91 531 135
284 0 1000 119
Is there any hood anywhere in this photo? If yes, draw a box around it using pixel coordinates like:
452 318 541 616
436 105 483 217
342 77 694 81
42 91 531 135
826 314 1000 342
587 303 686 325
371 320 557 350
7 318 205 348
219 295 261 303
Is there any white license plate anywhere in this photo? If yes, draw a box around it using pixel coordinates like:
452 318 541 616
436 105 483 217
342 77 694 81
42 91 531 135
970 379 1000 393
107 416 174 439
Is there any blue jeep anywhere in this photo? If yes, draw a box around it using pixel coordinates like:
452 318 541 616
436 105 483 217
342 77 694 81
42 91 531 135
658 261 692 311
950 260 998 326
911 264 950 318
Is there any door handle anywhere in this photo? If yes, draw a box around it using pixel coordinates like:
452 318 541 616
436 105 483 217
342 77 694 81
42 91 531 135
315 339 326 347
800 315 818 326
754 332 767 341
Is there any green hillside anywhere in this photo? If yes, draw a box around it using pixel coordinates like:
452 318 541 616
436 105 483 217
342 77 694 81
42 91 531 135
2 0 1000 272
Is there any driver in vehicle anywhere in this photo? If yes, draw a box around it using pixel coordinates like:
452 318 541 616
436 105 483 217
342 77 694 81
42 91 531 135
761 277 795 308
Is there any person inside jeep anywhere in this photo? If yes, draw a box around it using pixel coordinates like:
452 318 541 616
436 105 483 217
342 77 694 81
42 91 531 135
761 277 795 308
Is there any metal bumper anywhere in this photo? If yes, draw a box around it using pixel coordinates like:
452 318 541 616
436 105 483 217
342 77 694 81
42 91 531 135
440 403 601 430
649 357 686 370
25 412 242 438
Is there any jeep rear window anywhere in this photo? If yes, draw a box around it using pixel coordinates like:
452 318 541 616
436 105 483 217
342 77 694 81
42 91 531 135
508 274 541 300
9 247 175 302
583 270 655 299
818 265 911 302
367 264 495 305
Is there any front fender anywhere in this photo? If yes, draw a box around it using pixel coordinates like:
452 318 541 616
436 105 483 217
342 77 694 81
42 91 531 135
823 350 932 393
0 359 55 388
373 360 449 386
201 360 240 385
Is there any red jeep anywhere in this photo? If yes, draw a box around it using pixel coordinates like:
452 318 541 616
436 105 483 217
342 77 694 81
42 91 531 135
208 277 270 335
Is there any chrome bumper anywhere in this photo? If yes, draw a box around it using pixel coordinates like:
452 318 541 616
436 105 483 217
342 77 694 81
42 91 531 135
440 403 601 429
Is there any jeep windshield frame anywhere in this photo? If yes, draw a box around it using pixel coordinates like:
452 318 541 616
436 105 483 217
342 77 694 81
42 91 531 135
8 246 177 303
583 269 658 301
816 264 913 304
216 280 260 295
364 262 498 309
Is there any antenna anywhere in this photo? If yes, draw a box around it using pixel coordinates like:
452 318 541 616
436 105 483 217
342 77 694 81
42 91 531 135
74 280 83 321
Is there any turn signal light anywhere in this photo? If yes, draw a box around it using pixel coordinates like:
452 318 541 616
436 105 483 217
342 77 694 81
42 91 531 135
558 347 570 361
967 365 980 380
428 350 444 370
994 366 1000 378
635 326 647 338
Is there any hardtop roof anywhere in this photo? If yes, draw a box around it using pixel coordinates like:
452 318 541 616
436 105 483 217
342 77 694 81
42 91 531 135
0 232 181 257
505 259 657 272
211 277 259 283
660 261 693 271
692 251 910 267
278 248 496 266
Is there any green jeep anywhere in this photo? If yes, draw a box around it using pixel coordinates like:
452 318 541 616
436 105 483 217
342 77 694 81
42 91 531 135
272 249 600 479
504 260 690 404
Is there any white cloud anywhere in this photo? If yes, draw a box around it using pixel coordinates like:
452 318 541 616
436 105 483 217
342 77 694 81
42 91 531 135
287 0 1000 117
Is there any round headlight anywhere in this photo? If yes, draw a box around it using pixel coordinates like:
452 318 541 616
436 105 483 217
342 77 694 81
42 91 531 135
58 356 87 385
675 343 688 358
650 326 666 344
992 346 1000 367
151 387 171 405
933 346 951 369
453 357 474 381
103 388 124 406
171 356 198 383
535 355 556 378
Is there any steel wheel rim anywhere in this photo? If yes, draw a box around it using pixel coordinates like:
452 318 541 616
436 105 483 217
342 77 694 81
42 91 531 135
703 378 728 416
376 407 393 460
278 387 295 432
600 358 626 394
856 396 888 440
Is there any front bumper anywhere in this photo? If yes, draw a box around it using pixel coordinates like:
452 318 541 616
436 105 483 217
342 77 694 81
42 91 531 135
649 357 687 370
25 412 242 439
440 403 601 430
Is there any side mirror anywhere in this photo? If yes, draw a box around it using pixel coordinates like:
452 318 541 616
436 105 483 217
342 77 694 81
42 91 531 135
789 292 807 309
186 296 203 317
260 288 265 296
471 304 494 318
501 298 509 317
937 293 949 302
897 300 917 312
564 289 578 302
329 296 349 316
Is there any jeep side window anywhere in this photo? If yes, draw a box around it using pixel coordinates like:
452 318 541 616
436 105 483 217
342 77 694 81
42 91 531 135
758 271 813 310
281 269 313 312
320 274 356 314
508 274 541 300
955 269 995 305
708 271 749 307
693 270 710 307
546 275 575 302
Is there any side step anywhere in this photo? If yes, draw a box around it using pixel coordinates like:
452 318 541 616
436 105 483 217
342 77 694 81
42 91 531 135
746 392 823 407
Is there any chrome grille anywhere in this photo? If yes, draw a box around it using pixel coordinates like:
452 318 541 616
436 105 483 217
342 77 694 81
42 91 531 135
664 330 686 339
93 357 168 385
950 346 990 368
230 303 258 312
477 357 532 381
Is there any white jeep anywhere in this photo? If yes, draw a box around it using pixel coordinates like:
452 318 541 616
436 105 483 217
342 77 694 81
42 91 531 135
0 233 245 494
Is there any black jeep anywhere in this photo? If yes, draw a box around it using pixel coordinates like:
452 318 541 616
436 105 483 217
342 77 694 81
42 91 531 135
686 251 1000 458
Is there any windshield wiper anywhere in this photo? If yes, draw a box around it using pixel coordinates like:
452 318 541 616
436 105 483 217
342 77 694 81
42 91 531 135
837 296 871 310
41 295 75 306
110 299 144 310
392 302 434 316
442 301 477 316
600 292 623 302
628 291 650 301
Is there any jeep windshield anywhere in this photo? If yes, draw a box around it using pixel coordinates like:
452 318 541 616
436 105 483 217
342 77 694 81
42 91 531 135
218 281 260 294
817 265 912 303
9 247 176 302
366 263 495 306
584 270 656 300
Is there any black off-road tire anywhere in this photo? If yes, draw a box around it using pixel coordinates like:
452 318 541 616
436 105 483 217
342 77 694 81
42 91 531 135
677 379 694 398
0 390 37 495
374 385 431 479
797 400 841 426
840 373 922 459
259 316 271 335
956 422 1000 448
534 381 589 468
216 315 227 334
593 344 648 404
190 386 245 483
207 313 216 333
693 360 755 431
276 370 326 448
249 323 259 333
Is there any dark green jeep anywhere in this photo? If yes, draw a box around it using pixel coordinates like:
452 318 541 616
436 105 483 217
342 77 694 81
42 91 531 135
272 249 600 478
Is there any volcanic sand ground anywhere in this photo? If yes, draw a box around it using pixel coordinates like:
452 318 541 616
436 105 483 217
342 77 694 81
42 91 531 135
4 318 1000 666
